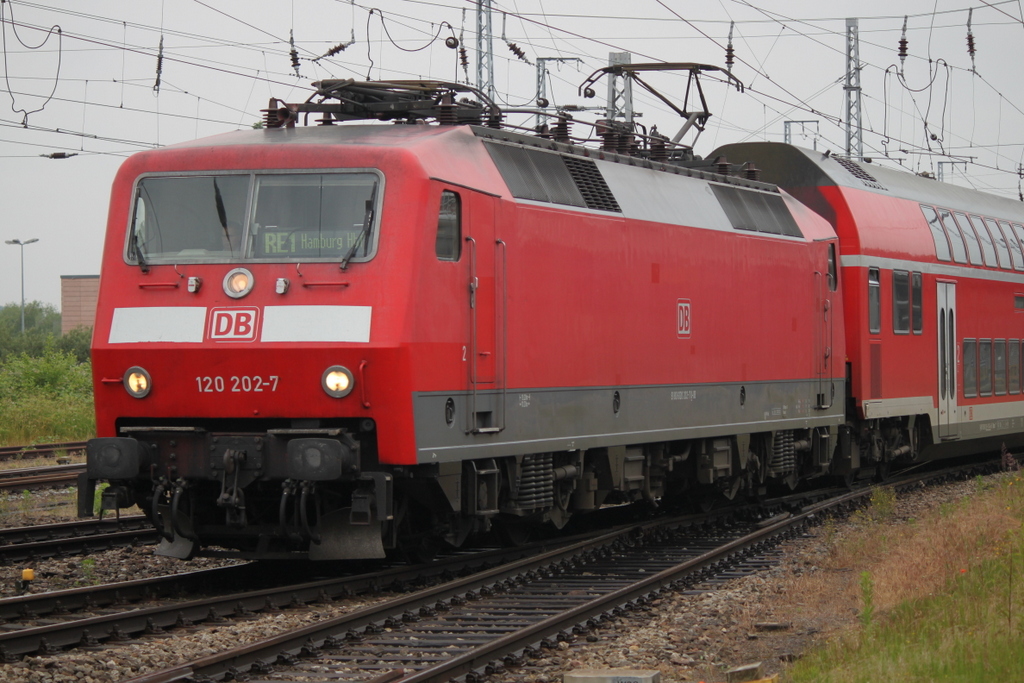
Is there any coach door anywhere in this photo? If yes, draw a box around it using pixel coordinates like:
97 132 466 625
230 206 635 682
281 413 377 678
937 281 960 439
464 190 504 434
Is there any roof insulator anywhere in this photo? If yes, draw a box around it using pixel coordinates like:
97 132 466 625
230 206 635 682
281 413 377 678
290 29 301 77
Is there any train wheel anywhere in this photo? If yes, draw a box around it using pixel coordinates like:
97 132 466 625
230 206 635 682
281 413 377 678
874 460 891 482
391 496 441 563
494 515 534 546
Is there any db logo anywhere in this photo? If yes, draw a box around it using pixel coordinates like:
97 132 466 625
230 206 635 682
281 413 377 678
676 299 691 338
208 307 260 341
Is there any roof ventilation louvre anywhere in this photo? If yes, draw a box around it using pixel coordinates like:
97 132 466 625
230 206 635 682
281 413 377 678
832 156 887 191
562 156 622 213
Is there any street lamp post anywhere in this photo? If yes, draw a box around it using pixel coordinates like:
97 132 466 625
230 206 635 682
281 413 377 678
5 238 39 334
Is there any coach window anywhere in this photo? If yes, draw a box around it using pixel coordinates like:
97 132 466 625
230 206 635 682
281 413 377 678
868 267 881 334
969 215 999 267
984 217 1012 269
963 339 978 398
979 340 993 397
1010 340 1021 394
1012 225 1024 265
995 339 1008 396
938 209 969 264
920 205 951 262
953 212 983 265
998 221 1024 270
435 190 462 261
912 272 923 333
892 270 910 334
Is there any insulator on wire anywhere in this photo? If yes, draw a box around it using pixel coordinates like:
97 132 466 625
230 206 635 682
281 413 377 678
966 8 976 72
898 16 908 71
725 21 735 70
289 29 301 77
320 36 356 60
153 35 164 93
459 45 469 70
506 42 531 64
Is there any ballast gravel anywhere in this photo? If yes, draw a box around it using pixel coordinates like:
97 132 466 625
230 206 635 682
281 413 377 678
0 475 985 683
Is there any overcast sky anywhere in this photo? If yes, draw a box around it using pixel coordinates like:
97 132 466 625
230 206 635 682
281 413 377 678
2 0 1022 309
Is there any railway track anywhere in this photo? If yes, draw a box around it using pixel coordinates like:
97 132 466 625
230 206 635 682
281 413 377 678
0 442 87 463
0 457 992 679
117 460 990 683
0 531 618 661
0 515 155 564
0 463 85 492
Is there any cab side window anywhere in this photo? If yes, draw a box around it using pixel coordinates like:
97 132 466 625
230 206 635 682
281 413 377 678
435 190 462 261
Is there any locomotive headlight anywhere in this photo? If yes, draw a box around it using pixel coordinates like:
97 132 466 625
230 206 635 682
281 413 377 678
322 365 354 398
123 366 152 398
223 267 254 298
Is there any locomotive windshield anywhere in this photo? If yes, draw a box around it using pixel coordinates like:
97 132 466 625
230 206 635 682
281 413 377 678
126 171 381 264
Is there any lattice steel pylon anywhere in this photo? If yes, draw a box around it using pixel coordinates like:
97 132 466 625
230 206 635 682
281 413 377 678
844 18 863 161
476 0 495 100
606 52 633 124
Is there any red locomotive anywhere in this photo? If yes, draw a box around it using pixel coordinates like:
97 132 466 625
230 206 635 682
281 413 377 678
79 76 1022 561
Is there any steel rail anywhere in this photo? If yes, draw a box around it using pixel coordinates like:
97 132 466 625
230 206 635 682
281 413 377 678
0 524 639 661
122 461 989 683
397 490 863 683
0 515 155 564
122 523 653 683
0 463 85 491
0 442 87 462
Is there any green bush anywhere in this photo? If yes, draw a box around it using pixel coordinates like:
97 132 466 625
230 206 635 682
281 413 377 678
0 349 94 445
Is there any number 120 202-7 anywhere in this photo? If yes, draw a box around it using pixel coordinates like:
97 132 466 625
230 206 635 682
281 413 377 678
196 375 279 393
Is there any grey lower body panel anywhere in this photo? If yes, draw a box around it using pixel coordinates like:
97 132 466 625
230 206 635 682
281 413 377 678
413 379 845 464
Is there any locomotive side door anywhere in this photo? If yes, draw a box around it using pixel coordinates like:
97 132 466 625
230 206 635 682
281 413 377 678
814 243 837 409
937 281 960 439
464 190 503 433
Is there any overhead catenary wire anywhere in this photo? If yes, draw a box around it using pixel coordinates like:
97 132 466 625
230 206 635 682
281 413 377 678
0 0 63 125
1 1 1023 196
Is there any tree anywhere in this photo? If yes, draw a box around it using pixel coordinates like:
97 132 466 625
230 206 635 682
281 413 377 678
0 302 90 362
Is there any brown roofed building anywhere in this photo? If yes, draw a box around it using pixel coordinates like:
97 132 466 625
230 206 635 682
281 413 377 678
60 275 99 334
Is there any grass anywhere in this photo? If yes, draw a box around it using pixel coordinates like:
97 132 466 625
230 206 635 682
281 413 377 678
0 350 95 447
784 472 1024 682
0 394 95 446
0 490 78 527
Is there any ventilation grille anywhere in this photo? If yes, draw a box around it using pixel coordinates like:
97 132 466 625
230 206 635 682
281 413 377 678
562 156 622 212
485 141 621 213
710 184 803 238
832 156 887 191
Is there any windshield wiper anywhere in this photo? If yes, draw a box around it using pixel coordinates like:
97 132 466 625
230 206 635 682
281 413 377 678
131 227 150 273
340 190 377 271
213 178 234 255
